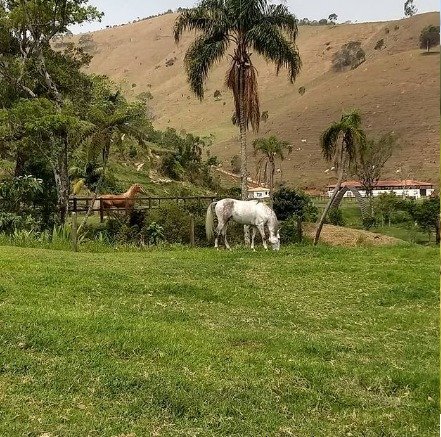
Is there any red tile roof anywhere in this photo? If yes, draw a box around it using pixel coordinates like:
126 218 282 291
327 180 435 189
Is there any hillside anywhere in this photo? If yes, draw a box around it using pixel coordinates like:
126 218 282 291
73 12 439 190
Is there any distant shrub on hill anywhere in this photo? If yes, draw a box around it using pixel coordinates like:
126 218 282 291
374 39 385 50
419 25 440 52
332 41 366 71
298 86 306 95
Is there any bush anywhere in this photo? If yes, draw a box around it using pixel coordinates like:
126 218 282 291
273 187 318 222
279 216 303 244
298 86 306 95
374 39 385 50
332 41 365 71
327 208 345 226
230 155 241 174
419 25 440 52
362 215 376 230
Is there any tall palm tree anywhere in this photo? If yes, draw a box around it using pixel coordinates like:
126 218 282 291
314 110 366 245
174 0 301 200
253 135 292 203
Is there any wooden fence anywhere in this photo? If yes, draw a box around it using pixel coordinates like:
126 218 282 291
68 195 218 222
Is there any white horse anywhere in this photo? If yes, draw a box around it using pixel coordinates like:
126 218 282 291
205 199 280 250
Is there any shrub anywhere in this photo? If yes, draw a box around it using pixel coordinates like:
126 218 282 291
374 39 385 50
298 86 306 95
273 187 318 222
419 25 440 52
261 111 269 122
327 207 345 226
362 215 376 230
230 155 241 174
279 215 303 244
332 41 366 71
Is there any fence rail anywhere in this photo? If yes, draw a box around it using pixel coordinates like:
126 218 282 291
68 195 218 222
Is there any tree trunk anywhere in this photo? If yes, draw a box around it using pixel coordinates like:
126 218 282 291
53 143 69 224
269 158 275 207
314 166 344 245
14 149 27 177
239 73 247 201
238 64 250 245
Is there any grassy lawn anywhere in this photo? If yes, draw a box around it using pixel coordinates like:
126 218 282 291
0 245 438 436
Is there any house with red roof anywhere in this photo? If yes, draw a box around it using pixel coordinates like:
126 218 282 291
326 180 435 198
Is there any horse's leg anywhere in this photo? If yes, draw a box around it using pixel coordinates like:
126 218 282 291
251 227 257 251
257 224 268 250
222 223 231 250
215 219 224 249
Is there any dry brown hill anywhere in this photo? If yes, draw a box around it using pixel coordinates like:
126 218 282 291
75 12 439 190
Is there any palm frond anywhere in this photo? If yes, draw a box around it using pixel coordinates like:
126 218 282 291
247 23 301 82
320 122 341 162
261 3 299 41
185 31 230 99
174 1 228 43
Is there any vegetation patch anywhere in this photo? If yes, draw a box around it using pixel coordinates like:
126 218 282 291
0 245 438 435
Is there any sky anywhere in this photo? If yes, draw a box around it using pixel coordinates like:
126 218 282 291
72 0 440 33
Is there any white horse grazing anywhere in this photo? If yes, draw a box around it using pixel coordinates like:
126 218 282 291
205 199 280 250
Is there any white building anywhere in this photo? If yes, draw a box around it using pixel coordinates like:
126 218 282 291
326 180 435 199
247 187 270 199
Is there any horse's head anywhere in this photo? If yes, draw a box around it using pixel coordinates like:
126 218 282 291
269 232 280 251
130 184 146 195
268 221 281 251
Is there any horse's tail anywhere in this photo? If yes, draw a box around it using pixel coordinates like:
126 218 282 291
205 201 217 241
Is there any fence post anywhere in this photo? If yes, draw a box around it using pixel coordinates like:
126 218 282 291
190 214 195 247
71 212 78 252
73 195 77 214
99 198 104 223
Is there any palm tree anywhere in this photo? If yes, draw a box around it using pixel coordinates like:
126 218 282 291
174 0 301 200
253 135 292 203
314 110 366 245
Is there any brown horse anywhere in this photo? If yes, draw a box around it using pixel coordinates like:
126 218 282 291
97 184 145 215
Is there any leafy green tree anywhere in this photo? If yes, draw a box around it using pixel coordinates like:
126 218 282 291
408 196 440 243
0 1 103 221
352 133 397 197
253 135 292 201
419 25 440 52
404 0 417 17
375 192 399 227
174 0 301 201
314 110 366 245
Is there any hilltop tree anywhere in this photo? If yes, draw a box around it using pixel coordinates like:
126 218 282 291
314 110 366 245
174 0 301 203
253 135 292 202
404 0 417 17
328 13 338 24
419 25 440 52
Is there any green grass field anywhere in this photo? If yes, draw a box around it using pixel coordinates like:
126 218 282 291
0 245 438 436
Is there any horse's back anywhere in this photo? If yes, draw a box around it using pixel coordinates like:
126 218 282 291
220 198 269 226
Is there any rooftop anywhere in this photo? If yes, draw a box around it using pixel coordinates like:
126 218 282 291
327 180 435 189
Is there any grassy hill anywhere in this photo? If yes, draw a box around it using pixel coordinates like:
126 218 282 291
0 244 438 435
67 11 439 190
